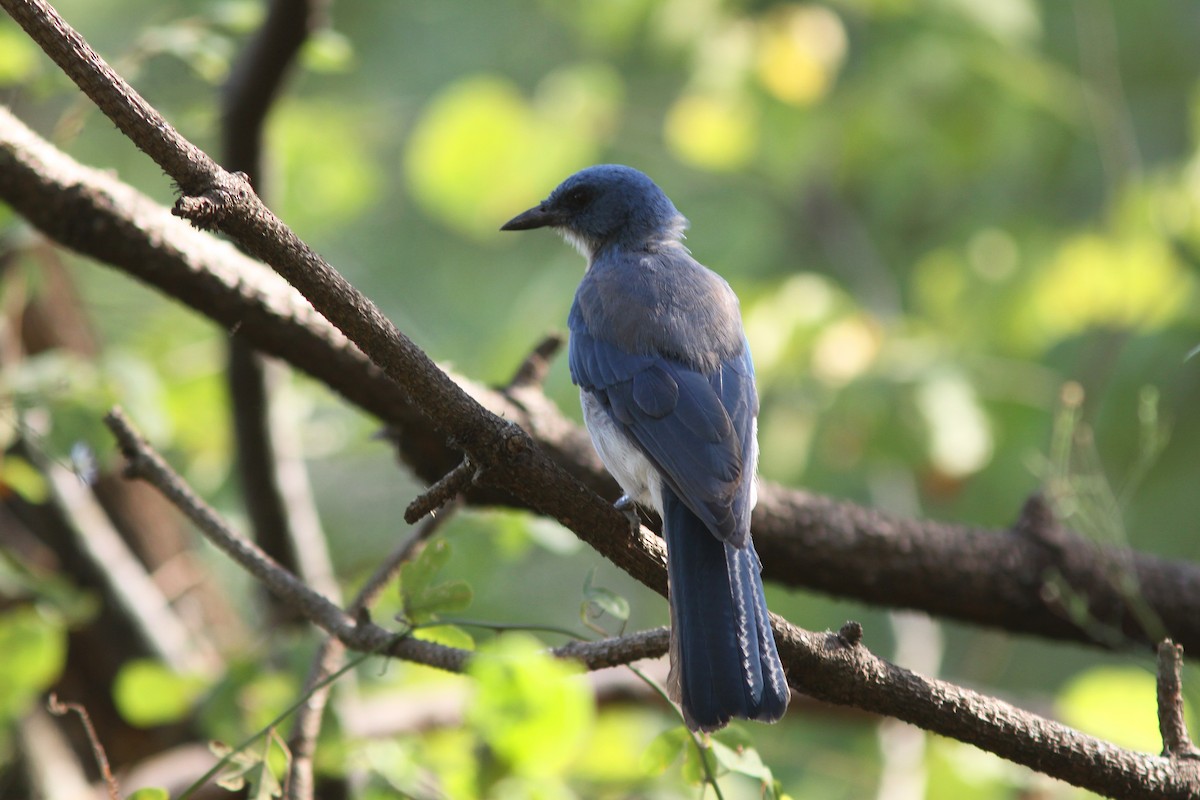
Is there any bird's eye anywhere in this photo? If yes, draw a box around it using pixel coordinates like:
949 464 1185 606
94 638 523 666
562 187 592 209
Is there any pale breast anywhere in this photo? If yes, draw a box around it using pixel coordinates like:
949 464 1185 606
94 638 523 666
581 390 663 515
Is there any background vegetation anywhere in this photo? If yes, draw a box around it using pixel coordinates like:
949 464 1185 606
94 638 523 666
2 0 1200 797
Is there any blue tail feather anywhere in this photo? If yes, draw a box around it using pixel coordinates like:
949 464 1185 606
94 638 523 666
663 488 789 731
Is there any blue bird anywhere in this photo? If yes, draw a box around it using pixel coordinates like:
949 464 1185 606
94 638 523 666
502 164 789 731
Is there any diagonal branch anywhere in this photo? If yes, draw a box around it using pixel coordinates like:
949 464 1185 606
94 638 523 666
3 103 1200 656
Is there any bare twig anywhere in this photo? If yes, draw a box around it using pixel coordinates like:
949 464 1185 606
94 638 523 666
103 405 464 670
45 463 217 674
46 695 119 800
1156 641 1199 759
405 458 477 523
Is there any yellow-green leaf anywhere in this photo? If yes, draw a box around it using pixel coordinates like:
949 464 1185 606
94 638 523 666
113 659 207 727
467 634 593 777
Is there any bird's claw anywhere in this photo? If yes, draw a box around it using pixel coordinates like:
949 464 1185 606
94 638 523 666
614 495 640 529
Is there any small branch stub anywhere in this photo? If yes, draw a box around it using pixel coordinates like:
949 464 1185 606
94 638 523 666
838 620 864 647
172 172 255 230
404 457 478 524
1157 639 1200 759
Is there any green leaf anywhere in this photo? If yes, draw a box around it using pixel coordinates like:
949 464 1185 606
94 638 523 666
113 659 207 727
406 580 472 620
0 556 96 626
680 737 721 785
413 623 475 651
401 540 472 623
245 758 283 800
0 606 67 721
581 568 630 623
210 738 282 799
0 455 48 503
710 736 773 784
467 634 593 777
580 568 629 636
573 709 665 783
126 789 170 800
401 539 450 602
302 29 355 73
641 727 689 774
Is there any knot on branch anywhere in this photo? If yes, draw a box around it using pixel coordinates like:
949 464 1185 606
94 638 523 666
172 171 254 230
500 420 536 460
1014 492 1065 550
838 620 864 647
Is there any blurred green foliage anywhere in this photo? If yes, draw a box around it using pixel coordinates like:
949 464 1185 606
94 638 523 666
3 0 1200 797
113 659 209 728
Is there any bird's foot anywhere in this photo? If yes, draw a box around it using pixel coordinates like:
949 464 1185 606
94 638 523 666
613 495 640 530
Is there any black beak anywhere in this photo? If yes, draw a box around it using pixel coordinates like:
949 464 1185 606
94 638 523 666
500 203 558 231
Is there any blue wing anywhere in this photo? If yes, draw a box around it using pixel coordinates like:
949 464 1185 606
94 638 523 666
569 307 758 547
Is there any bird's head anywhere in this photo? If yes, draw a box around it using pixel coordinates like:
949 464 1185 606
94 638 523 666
501 165 687 260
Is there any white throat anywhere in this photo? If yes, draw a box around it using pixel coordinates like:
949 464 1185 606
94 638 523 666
557 227 596 263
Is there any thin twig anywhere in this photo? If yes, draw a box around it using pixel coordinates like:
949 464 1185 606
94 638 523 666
1157 640 1199 759
102 402 1200 798
103 405 465 670
46 695 119 800
178 653 370 800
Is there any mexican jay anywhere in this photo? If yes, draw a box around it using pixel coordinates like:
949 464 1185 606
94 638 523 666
501 164 789 731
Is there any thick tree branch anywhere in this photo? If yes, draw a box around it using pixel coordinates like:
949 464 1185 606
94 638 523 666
774 622 1200 799
2 105 1200 657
